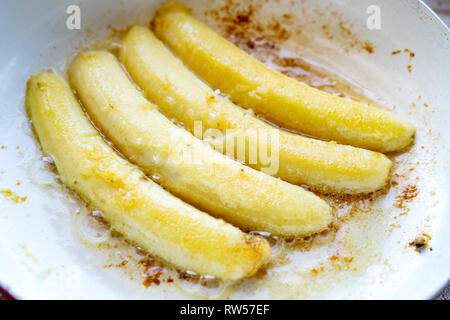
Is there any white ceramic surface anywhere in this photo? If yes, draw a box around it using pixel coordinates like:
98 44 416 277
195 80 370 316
0 0 449 299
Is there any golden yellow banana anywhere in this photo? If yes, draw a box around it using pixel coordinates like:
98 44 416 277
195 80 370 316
68 51 333 237
26 72 270 280
152 1 415 153
120 26 392 194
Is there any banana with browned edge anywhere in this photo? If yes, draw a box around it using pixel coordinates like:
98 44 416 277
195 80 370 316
120 26 392 194
69 51 333 237
26 72 270 280
152 1 415 152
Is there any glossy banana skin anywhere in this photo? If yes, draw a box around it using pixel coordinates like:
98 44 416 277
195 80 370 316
69 51 333 237
152 1 416 153
120 26 392 194
26 72 271 280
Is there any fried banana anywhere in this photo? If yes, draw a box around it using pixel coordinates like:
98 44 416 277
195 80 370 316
152 1 415 152
68 51 333 236
120 26 392 194
26 72 270 280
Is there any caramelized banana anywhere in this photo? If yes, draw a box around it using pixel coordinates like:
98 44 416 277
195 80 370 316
26 72 270 280
69 51 332 237
120 26 392 194
152 1 415 152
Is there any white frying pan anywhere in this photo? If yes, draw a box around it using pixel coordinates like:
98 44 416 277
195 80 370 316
0 0 449 299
